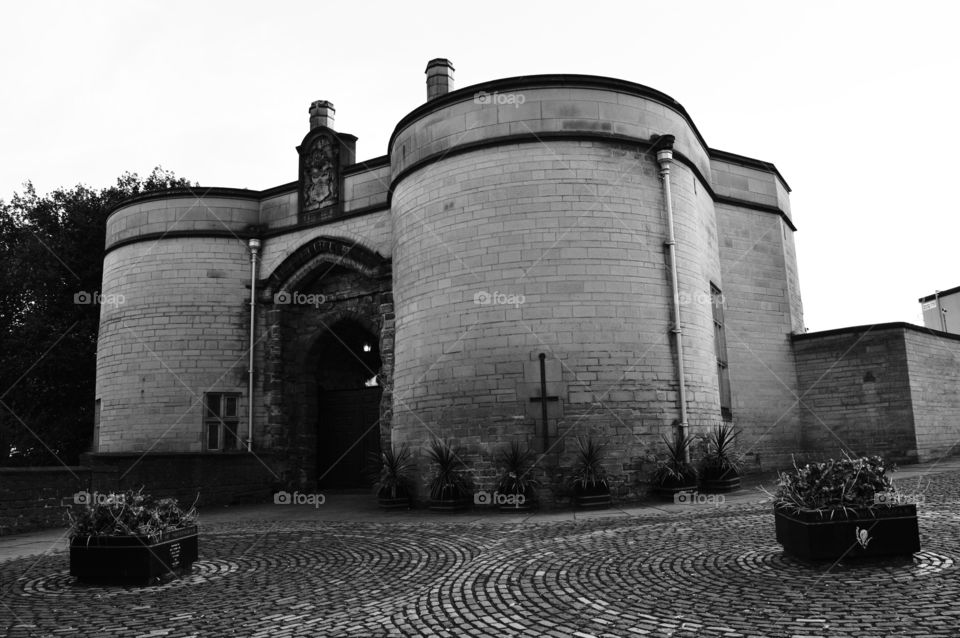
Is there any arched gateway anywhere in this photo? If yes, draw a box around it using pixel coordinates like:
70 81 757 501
260 236 393 490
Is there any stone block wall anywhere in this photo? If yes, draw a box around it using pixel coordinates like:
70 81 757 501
81 453 280 507
904 328 960 460
715 202 803 468
391 138 725 502
793 325 917 462
96 236 252 452
0 467 90 535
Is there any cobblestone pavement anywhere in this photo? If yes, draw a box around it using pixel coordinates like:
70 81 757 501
3 472 960 637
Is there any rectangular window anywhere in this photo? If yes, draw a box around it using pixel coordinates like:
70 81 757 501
711 284 733 420
204 392 241 451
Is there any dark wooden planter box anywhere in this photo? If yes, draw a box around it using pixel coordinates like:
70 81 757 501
429 485 470 512
700 474 741 493
378 495 412 509
429 497 470 511
652 481 698 500
774 505 920 560
377 487 412 510
70 525 199 586
574 485 611 509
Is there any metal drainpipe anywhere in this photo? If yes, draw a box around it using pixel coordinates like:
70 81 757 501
656 142 691 462
935 290 947 332
246 238 261 452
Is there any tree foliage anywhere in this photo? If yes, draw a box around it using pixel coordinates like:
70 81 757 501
0 168 194 466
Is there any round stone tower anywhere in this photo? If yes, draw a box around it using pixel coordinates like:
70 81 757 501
388 73 725 497
96 192 259 452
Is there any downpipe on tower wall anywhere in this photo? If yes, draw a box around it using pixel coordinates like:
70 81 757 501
653 136 691 463
247 238 261 452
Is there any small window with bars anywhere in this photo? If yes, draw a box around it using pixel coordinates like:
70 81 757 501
204 393 241 451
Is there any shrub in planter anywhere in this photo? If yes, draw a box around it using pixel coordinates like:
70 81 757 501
569 437 611 509
699 423 742 492
370 444 416 509
495 441 540 511
649 428 698 499
426 439 472 511
771 454 921 560
68 488 199 586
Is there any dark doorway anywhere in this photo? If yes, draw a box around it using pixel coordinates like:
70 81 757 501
313 320 382 488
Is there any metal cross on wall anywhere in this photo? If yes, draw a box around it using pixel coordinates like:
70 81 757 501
522 353 564 452
529 354 558 449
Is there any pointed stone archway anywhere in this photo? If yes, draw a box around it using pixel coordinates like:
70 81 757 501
259 236 393 488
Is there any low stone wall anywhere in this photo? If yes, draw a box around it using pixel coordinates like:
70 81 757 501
793 322 960 464
80 452 281 507
0 467 91 535
0 454 281 535
903 328 960 461
793 324 917 462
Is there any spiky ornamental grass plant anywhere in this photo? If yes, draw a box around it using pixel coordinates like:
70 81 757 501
650 427 698 486
700 422 743 480
771 454 907 519
497 441 541 496
67 488 198 540
371 443 416 499
426 439 472 501
570 437 609 491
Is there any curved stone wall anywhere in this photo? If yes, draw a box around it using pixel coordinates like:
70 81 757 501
390 79 726 490
96 237 252 452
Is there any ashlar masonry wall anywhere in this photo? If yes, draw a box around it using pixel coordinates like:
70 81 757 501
904 328 960 461
793 325 919 462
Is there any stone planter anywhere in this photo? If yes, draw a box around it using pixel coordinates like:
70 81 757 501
574 484 611 509
70 525 198 586
774 505 920 560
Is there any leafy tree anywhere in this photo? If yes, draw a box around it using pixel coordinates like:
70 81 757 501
0 168 194 466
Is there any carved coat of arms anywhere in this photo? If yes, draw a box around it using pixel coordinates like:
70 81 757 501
302 135 339 211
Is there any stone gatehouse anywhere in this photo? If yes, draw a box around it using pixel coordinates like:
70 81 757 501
88 59 960 505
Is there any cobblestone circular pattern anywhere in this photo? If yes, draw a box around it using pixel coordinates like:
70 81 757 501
3 507 960 637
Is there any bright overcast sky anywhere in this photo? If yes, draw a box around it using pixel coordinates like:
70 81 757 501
2 1 958 332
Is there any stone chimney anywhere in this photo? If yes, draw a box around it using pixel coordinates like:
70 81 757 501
309 100 335 130
425 59 454 100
